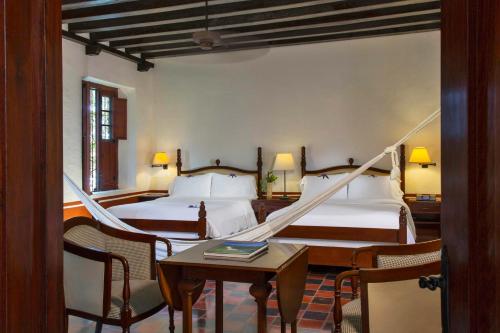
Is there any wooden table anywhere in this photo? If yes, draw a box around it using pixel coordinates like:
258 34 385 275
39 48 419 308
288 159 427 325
251 198 298 222
157 240 309 333
137 192 169 202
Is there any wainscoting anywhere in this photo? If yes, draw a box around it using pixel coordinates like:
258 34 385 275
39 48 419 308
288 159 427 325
63 191 167 220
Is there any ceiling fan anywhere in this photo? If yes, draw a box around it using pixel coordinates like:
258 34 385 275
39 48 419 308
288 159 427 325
191 0 270 53
192 0 226 51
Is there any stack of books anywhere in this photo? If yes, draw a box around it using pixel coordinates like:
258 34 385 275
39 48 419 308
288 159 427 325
204 241 269 262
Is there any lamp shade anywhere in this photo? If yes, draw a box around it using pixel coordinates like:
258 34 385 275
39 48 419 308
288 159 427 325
152 152 169 166
409 147 432 164
273 153 295 171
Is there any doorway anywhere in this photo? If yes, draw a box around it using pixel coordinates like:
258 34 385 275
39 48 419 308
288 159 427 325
1 0 500 332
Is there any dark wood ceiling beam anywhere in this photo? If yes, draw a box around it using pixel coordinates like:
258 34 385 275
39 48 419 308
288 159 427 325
141 22 440 58
125 12 440 54
110 1 440 48
63 0 136 10
67 0 321 31
62 30 155 70
63 0 211 22
91 0 434 41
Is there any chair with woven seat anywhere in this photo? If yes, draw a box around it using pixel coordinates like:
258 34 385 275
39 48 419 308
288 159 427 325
63 216 174 333
333 239 442 333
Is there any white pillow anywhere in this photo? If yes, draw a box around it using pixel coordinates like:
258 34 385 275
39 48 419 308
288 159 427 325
300 174 348 201
347 175 394 200
210 173 257 199
169 174 212 198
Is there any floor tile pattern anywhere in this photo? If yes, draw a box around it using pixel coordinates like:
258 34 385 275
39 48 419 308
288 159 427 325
69 268 354 333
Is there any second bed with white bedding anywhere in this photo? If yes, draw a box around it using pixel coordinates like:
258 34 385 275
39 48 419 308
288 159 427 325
268 198 416 247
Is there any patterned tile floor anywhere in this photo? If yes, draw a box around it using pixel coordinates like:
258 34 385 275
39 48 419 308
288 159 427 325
69 267 353 333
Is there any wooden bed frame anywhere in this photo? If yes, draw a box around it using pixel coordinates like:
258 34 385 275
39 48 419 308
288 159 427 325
122 147 263 240
274 145 408 267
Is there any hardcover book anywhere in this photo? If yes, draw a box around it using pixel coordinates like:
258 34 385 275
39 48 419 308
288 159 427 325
204 241 269 260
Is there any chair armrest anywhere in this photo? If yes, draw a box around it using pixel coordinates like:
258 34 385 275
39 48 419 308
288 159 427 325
333 270 360 333
155 236 173 257
64 239 110 262
110 252 131 320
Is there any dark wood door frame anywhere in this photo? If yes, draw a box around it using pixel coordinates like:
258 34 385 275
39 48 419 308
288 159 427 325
0 0 498 332
441 0 500 332
0 0 64 332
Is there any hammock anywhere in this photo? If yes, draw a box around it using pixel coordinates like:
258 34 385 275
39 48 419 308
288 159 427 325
65 109 440 255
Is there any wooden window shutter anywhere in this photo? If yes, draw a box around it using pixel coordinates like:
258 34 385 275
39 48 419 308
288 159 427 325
113 97 127 140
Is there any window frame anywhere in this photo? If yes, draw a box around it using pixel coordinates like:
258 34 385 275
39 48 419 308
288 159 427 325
82 81 120 194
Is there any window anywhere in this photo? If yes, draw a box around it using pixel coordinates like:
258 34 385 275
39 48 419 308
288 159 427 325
82 81 127 194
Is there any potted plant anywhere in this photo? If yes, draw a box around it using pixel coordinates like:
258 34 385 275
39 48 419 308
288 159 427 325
264 171 278 200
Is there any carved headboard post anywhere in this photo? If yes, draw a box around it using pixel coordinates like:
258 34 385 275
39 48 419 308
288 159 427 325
399 145 406 193
257 147 263 199
301 146 306 178
176 149 182 176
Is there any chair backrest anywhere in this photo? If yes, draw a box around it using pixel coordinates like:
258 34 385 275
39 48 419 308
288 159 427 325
354 239 442 269
360 261 441 333
64 216 155 280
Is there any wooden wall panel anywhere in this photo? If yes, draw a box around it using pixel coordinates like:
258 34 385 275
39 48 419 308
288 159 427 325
63 191 168 221
441 0 500 331
0 0 64 332
0 0 5 328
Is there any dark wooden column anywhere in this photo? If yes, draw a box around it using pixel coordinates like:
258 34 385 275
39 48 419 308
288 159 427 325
0 0 64 332
441 0 500 332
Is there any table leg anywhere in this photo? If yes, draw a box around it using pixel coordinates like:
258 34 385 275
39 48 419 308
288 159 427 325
281 319 286 333
216 280 223 333
178 279 203 333
249 282 272 333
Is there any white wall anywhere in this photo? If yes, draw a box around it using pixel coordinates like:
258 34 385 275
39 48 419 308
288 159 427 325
63 39 156 202
150 31 441 194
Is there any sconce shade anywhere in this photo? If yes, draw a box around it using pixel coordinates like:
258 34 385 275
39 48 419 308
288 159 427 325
273 153 295 171
409 147 432 164
152 152 169 168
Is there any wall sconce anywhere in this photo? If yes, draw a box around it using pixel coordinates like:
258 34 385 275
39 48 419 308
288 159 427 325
152 152 169 170
409 147 436 168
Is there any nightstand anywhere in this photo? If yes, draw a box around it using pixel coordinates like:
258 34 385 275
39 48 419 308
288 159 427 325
251 198 297 223
405 197 441 242
137 193 169 202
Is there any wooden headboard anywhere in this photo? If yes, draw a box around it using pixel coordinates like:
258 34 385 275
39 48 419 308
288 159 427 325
176 147 263 198
300 145 406 192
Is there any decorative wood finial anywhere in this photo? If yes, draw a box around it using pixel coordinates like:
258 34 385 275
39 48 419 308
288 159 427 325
257 147 263 199
348 158 354 166
399 206 408 244
301 146 306 177
216 159 221 166
198 201 207 240
176 149 182 176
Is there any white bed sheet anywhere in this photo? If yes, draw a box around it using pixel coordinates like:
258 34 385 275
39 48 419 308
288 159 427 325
268 199 416 247
107 197 257 238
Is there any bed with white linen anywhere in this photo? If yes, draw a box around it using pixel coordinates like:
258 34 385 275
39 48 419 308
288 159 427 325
270 146 414 267
108 148 263 240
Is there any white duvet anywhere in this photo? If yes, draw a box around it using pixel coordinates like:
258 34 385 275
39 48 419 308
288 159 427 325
107 197 257 238
268 198 416 246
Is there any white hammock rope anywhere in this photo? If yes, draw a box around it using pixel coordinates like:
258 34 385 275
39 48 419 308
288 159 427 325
65 109 440 254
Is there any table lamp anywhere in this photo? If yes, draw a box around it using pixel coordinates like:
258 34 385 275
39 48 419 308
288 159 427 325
409 147 436 168
273 153 295 200
152 152 169 169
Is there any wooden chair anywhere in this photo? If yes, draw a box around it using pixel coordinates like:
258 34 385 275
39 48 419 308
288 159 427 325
63 216 174 333
333 240 442 333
